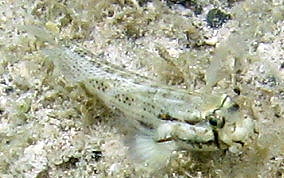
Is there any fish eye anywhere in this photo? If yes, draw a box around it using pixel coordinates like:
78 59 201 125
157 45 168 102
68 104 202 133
209 117 218 126
207 115 225 128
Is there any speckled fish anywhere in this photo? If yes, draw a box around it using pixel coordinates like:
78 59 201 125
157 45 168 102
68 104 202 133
42 41 255 168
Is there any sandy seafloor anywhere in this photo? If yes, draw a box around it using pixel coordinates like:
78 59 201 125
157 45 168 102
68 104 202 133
0 0 283 177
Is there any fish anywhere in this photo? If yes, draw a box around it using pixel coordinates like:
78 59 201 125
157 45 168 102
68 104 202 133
42 39 255 169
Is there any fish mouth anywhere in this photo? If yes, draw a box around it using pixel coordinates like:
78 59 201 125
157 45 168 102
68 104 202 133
155 129 227 151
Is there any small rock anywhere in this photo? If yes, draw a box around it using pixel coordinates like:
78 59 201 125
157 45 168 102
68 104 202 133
206 8 231 28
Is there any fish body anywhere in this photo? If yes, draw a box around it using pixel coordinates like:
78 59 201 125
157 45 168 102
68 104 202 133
45 44 206 128
43 42 255 168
